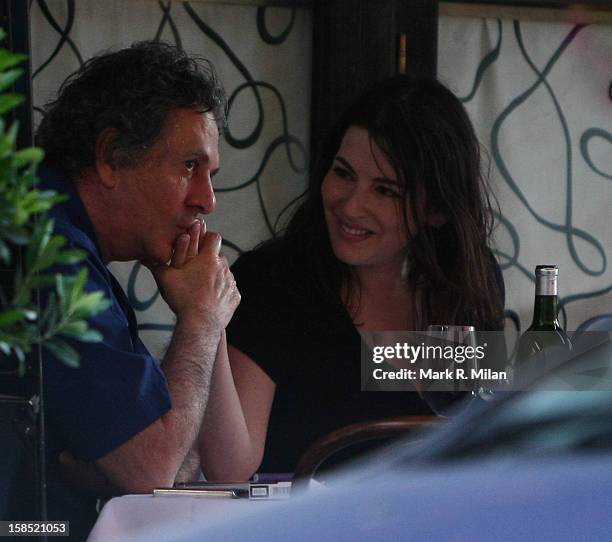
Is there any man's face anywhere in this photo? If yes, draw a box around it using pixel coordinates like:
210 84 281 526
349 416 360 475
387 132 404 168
113 108 220 264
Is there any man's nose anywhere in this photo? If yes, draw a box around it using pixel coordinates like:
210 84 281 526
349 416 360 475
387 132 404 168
190 173 216 214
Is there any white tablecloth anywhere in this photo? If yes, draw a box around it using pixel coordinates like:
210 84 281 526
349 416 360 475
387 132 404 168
87 493 284 542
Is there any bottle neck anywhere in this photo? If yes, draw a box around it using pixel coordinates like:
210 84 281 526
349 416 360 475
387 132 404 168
531 295 560 327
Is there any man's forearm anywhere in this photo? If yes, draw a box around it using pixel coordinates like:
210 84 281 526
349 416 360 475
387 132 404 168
95 316 222 492
94 228 239 493
160 316 223 466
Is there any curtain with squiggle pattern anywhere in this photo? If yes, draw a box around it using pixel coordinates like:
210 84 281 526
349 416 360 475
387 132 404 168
438 16 612 342
30 4 611 355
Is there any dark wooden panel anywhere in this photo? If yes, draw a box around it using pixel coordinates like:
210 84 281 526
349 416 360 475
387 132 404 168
311 0 438 162
443 0 612 7
0 0 33 148
396 1 438 80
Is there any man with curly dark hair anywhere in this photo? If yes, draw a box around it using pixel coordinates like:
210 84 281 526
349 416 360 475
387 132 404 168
35 41 240 540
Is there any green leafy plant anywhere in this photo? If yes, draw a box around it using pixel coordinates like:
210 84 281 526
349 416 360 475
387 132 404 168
0 30 110 375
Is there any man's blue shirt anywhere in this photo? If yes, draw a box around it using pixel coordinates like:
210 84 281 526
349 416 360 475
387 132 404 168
39 167 172 539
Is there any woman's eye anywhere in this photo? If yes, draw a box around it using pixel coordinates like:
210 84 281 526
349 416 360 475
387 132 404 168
332 166 352 180
376 185 401 198
185 159 197 172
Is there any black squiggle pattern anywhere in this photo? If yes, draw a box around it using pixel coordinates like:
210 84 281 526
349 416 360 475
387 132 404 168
155 1 183 49
215 132 304 193
560 283 612 319
219 133 305 237
205 77 307 234
459 19 502 103
183 2 264 150
580 128 612 181
491 210 534 281
33 0 83 79
256 7 295 45
221 238 243 256
491 23 607 278
514 22 606 279
215 79 307 231
218 81 307 188
127 263 160 312
438 18 612 333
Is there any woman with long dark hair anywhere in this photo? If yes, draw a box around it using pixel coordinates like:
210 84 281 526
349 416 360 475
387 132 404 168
198 75 504 480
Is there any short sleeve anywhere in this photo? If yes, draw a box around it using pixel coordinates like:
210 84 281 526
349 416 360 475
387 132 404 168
43 228 171 462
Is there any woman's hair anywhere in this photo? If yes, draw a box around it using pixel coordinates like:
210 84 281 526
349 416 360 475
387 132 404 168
36 41 227 181
281 75 503 330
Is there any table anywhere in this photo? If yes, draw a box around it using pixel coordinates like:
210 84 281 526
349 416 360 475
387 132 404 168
91 456 612 542
87 492 286 541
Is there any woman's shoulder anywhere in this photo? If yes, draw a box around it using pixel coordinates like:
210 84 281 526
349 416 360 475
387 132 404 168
231 238 307 294
231 238 330 316
232 240 287 277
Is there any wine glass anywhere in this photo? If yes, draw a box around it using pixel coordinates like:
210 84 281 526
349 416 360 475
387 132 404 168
420 324 479 416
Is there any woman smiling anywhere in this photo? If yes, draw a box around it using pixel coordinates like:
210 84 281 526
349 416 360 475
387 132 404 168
198 75 505 480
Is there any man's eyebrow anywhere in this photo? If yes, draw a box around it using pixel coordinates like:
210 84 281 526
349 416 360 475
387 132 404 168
183 150 209 160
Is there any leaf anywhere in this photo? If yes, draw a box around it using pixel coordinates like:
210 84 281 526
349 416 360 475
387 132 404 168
0 309 25 325
54 248 86 265
0 68 23 92
0 42 111 373
73 329 103 343
68 268 88 305
0 238 9 264
13 147 44 168
72 291 112 318
0 225 29 244
44 338 80 368
60 322 102 343
20 198 55 214
28 274 56 289
0 50 26 71
19 190 67 216
55 273 66 304
25 218 54 269
59 320 87 337
3 120 18 150
34 235 66 272
0 94 24 115
37 190 67 204
14 346 25 377
0 308 37 325
38 292 59 330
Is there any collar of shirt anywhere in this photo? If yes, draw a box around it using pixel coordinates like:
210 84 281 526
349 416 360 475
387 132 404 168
38 165 102 257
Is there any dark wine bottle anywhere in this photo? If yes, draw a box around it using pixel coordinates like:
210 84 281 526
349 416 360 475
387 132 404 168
515 265 572 372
